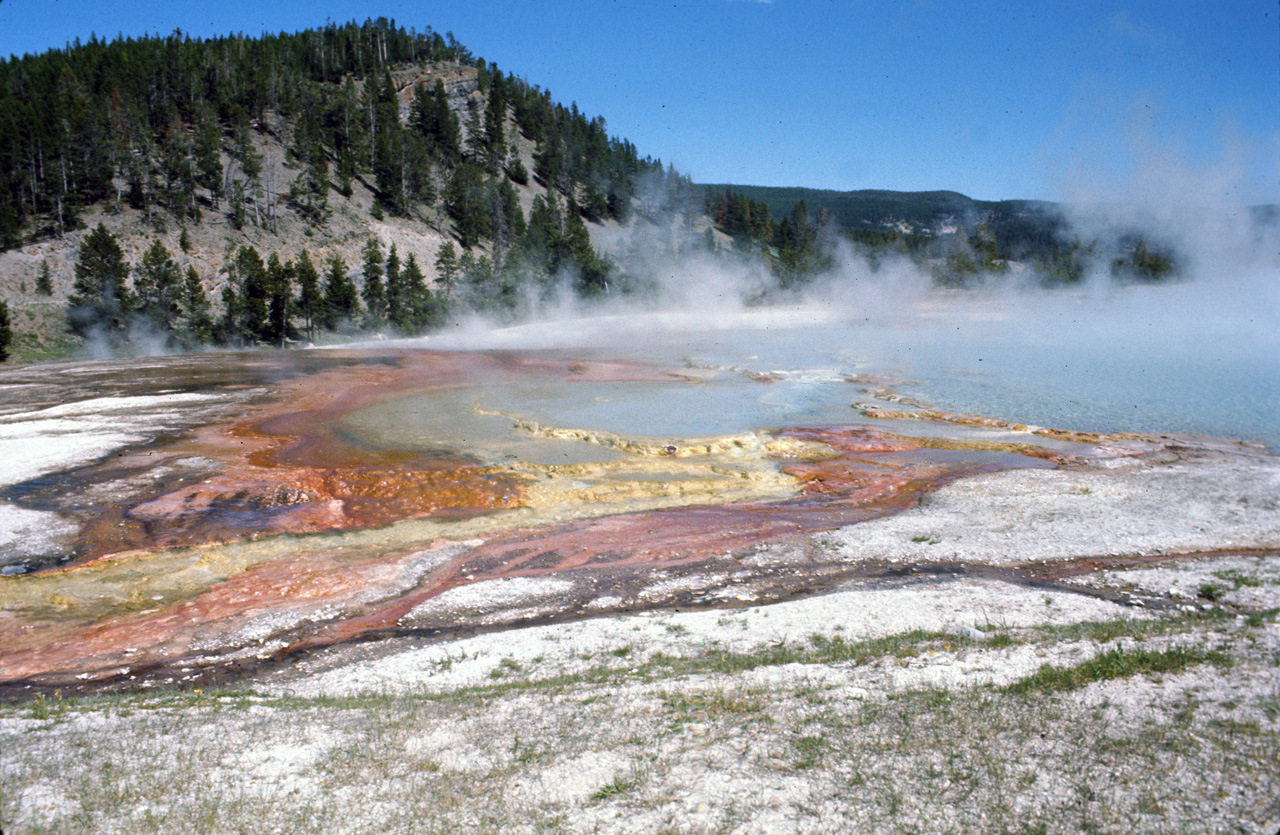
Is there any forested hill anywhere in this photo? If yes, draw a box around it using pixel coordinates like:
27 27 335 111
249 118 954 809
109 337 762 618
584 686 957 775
0 19 697 360
698 184 1059 239
694 182 1197 290
0 19 662 247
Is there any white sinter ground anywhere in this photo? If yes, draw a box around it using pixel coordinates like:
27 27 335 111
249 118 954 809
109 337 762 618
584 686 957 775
1 303 1278 831
0 391 233 570
4 534 1278 834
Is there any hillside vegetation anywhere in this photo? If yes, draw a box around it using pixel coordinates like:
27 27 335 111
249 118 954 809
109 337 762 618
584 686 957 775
0 19 697 360
697 183 1190 289
0 20 1209 364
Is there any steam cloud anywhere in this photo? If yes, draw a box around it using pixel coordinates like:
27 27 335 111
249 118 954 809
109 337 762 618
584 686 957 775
425 138 1277 452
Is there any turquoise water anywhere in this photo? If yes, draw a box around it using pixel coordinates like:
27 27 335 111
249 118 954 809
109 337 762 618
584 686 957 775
422 282 1279 453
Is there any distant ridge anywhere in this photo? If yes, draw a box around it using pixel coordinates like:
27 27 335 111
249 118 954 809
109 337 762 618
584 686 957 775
696 184 1059 237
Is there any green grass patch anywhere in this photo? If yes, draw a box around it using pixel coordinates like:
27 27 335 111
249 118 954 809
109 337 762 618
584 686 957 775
1245 607 1280 629
7 608 1253 725
1004 646 1232 695
792 734 826 769
1197 583 1223 602
5 302 80 364
1213 569 1264 588
1025 607 1232 647
589 773 636 802
488 657 523 678
660 689 768 721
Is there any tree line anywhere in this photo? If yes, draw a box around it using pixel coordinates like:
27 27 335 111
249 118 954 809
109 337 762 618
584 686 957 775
703 187 832 288
0 19 662 258
0 19 702 355
705 185 1193 289
65 222 454 350
1 18 462 245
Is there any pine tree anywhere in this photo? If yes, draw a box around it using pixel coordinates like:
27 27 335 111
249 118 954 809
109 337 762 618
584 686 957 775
159 116 197 221
458 251 498 311
580 182 608 222
322 255 360 331
507 150 529 185
178 266 214 348
294 250 323 340
360 237 387 328
215 281 235 344
409 80 461 164
482 78 506 174
224 246 271 344
265 253 295 347
228 180 247 230
36 261 54 295
565 206 610 295
402 252 443 332
534 138 565 194
289 121 330 226
67 223 134 342
372 73 405 213
236 128 263 181
385 244 406 331
193 104 223 209
774 201 821 287
133 239 183 337
434 241 458 300
444 163 492 248
464 99 487 166
494 179 525 254
434 80 462 163
0 299 11 362
332 76 363 196
402 133 437 206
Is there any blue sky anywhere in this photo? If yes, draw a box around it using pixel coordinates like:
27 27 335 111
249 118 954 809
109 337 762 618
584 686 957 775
1 0 1276 202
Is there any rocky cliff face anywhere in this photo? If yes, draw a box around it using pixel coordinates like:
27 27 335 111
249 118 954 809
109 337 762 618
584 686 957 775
390 62 481 119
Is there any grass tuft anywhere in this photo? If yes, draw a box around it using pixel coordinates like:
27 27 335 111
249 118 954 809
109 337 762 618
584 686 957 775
589 773 636 802
1004 646 1232 695
1197 583 1223 602
792 734 826 769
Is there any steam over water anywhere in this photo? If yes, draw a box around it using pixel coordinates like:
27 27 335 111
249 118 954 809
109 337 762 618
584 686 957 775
1 269 1276 577
422 276 1280 453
